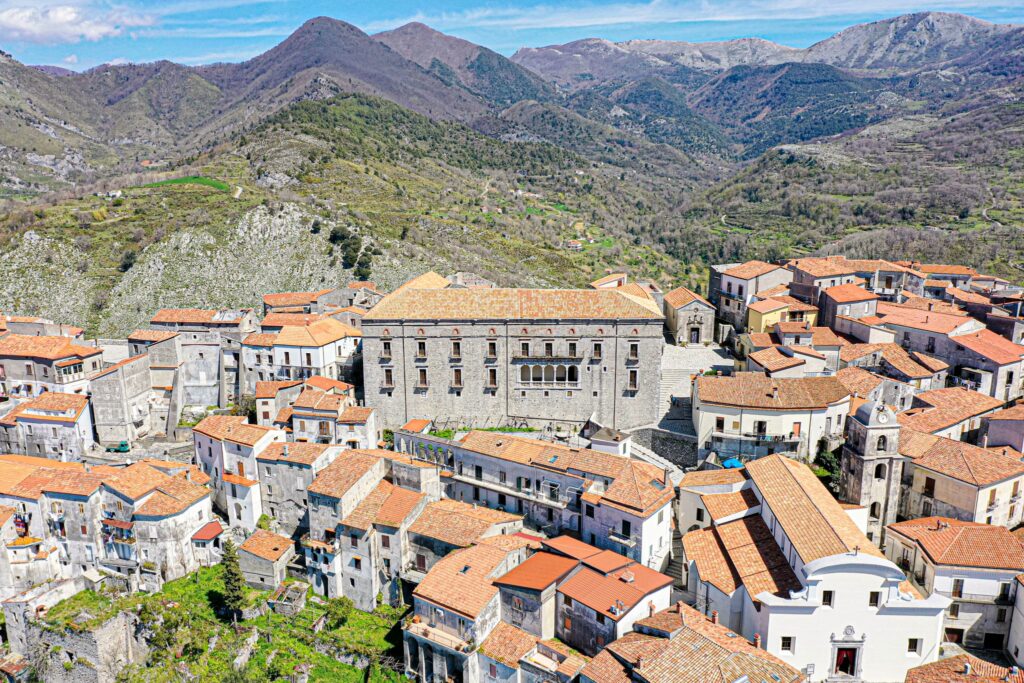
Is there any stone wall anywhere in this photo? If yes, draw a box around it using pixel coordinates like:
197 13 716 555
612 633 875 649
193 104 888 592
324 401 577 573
628 428 698 470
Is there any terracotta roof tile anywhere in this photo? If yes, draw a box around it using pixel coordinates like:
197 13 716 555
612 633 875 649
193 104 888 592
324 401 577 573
557 568 648 621
905 654 1024 683
493 552 579 590
990 405 1024 421
898 387 1003 434
745 455 882 563
748 346 805 372
0 334 101 361
888 517 1024 570
664 286 712 309
700 488 760 522
413 543 509 617
262 290 333 308
823 283 878 303
899 429 1024 486
953 328 1024 365
306 451 381 498
256 441 334 466
254 380 302 399
542 535 603 561
274 318 361 346
364 288 663 321
680 469 747 488
408 499 519 547
479 622 538 669
192 520 223 541
240 529 293 562
127 329 178 343
243 332 278 347
696 375 849 410
193 415 277 447
721 261 781 280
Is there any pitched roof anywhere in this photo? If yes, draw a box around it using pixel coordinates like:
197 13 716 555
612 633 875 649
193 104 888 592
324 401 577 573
542 535 604 561
304 376 354 393
748 346 805 372
0 334 100 361
990 404 1024 421
600 460 674 516
274 318 361 347
721 261 780 280
401 418 431 433
839 342 939 379
262 290 332 308
824 283 878 303
254 380 302 399
91 354 148 379
600 602 803 683
899 429 1024 487
905 654 1024 683
413 543 509 618
479 622 539 669
134 476 209 517
680 469 747 488
887 518 1024 570
875 302 975 334
151 308 248 324
242 332 278 347
745 455 882 563
701 488 760 522
663 286 712 309
193 415 277 447
898 387 1003 434
493 552 579 590
696 375 849 410
1 392 89 424
240 529 293 562
192 520 223 541
364 288 663 321
836 366 886 397
557 568 654 622
127 329 178 343
746 298 788 314
102 463 170 500
306 451 381 498
256 441 334 466
953 328 1024 365
407 499 520 547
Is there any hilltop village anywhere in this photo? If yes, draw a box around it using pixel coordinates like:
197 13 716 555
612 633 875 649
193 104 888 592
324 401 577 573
0 258 1021 682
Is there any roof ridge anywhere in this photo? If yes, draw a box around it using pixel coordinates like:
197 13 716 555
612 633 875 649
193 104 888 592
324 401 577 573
777 457 849 556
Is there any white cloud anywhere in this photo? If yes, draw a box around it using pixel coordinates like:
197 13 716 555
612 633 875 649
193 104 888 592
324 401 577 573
62 53 78 64
107 56 129 65
364 0 1006 33
0 3 154 44
174 48 263 65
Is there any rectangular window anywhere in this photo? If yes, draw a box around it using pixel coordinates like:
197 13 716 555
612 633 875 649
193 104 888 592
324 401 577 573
596 613 605 625
353 558 361 571
628 342 639 360
487 340 497 358
418 369 428 388
563 616 571 631
907 638 921 654
416 340 427 358
585 505 594 518
350 535 358 548
952 578 964 598
627 369 639 391
592 342 602 359
381 535 390 549
521 342 530 357
452 368 463 387
998 608 1007 623
487 368 497 388
715 416 725 431
564 596 572 607
781 636 794 653
384 368 394 387
822 590 834 607
489 664 497 678
696 508 705 522
949 603 960 618
568 342 577 358
382 340 392 358
451 340 461 358
869 591 880 608
544 342 553 357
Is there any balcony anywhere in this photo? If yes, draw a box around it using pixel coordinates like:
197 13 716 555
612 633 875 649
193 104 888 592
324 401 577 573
517 381 580 390
275 365 320 381
608 529 637 548
110 535 136 545
447 471 571 509
988 500 1000 512
405 620 473 653
711 430 804 445
511 352 582 362
938 589 1012 605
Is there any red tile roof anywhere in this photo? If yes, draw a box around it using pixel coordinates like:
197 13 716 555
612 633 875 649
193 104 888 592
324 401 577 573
493 552 579 590
192 520 223 541
887 517 1024 570
240 529 293 562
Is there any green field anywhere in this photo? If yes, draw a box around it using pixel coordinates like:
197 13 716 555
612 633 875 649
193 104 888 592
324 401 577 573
142 175 230 191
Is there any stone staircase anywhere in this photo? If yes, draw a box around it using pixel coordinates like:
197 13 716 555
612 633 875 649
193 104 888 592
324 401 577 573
667 528 686 589
659 367 692 413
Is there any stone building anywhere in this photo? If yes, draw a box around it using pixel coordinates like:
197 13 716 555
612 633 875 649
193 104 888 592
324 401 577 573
897 429 1024 527
394 430 674 570
0 392 94 460
0 334 102 399
711 261 793 332
838 402 903 543
404 543 523 683
239 528 295 588
840 342 948 392
987 404 1024 453
240 318 362 392
255 441 343 538
89 355 152 447
662 286 715 345
338 480 427 610
362 272 665 433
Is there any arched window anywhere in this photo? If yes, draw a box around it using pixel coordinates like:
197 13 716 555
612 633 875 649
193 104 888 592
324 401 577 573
874 463 886 480
520 366 530 382
556 366 567 382
532 366 542 382
876 435 888 452
544 366 555 382
869 502 881 520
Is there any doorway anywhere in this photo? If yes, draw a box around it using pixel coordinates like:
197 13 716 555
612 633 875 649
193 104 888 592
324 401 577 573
834 648 857 676
689 327 700 344
984 633 1005 650
944 628 964 643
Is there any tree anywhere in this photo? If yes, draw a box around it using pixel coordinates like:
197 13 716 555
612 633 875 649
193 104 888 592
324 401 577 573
324 596 354 629
221 539 246 622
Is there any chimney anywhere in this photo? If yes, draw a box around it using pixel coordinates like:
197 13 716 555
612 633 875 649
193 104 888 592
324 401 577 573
983 434 989 448
772 386 779 400
928 302 934 311
283 443 289 457
964 662 972 675
649 601 656 618
711 610 719 624
635 656 644 671
753 633 762 648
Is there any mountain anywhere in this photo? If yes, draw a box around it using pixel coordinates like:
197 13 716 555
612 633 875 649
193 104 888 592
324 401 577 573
197 17 487 124
30 65 75 77
800 12 1017 71
374 22 555 106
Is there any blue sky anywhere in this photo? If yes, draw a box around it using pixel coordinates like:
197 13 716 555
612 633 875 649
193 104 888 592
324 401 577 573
1 0 1023 70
